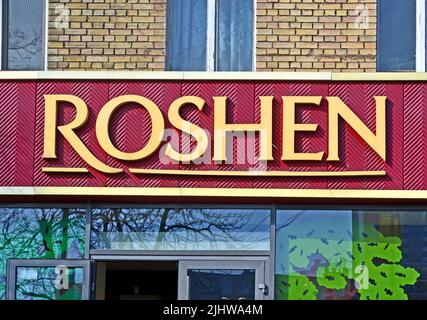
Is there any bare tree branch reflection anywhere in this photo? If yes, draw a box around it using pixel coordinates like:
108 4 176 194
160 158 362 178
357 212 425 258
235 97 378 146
8 29 43 61
0 209 85 300
15 267 83 300
91 209 270 251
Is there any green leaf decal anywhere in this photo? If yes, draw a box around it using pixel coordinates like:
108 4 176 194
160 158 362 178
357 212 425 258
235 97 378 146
276 222 420 300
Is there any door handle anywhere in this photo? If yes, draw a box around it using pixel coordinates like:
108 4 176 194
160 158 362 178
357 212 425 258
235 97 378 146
258 283 268 295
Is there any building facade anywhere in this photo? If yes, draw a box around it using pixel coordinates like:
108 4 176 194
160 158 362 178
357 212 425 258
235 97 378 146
1 0 427 301
1 0 421 73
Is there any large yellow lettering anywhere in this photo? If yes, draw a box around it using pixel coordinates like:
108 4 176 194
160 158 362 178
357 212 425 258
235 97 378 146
43 95 121 174
213 96 273 162
165 96 209 162
282 96 324 161
96 95 165 161
327 96 387 161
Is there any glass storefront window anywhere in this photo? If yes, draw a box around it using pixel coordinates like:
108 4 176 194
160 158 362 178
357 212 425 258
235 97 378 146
188 269 255 300
0 208 86 300
15 266 84 300
91 208 271 251
275 210 427 300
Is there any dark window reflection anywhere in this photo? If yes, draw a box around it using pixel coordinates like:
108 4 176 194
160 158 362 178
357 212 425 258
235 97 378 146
91 208 270 251
166 0 207 71
166 0 254 71
5 0 45 70
377 0 416 71
216 0 254 71
0 208 86 300
189 269 255 300
275 210 427 300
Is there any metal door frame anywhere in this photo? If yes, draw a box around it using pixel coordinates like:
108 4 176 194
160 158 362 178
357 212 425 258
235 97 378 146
178 259 266 300
91 255 271 300
6 259 91 300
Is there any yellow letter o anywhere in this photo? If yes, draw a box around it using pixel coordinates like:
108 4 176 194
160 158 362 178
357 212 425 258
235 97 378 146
96 95 165 161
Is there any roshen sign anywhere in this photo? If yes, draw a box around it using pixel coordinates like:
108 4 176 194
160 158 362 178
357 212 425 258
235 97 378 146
42 94 387 176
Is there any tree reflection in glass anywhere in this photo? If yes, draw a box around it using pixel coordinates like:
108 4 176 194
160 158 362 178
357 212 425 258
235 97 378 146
0 208 86 300
6 0 45 70
16 266 83 300
91 208 270 251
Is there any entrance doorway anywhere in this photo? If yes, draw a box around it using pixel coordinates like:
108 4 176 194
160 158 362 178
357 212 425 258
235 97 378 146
93 258 268 300
7 257 270 300
95 261 178 300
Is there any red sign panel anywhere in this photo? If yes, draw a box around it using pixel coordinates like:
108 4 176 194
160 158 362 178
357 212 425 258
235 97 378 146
0 79 425 191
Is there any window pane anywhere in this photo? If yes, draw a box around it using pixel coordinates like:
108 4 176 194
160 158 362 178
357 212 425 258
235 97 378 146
4 0 45 70
16 266 84 300
91 208 270 251
377 0 416 71
275 210 427 300
188 269 255 300
0 208 86 300
216 0 253 71
166 0 207 71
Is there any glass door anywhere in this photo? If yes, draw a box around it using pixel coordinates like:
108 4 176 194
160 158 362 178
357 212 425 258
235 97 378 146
178 260 266 300
6 259 91 300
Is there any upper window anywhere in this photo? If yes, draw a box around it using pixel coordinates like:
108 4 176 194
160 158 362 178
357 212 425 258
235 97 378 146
165 0 254 71
91 208 271 251
377 0 424 72
1 0 46 71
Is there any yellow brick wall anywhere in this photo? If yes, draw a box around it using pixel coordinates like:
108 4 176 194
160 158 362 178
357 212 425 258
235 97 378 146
48 0 166 70
256 0 377 72
48 0 377 72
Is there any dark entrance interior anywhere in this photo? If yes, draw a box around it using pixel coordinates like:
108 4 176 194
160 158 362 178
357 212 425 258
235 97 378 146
95 261 178 300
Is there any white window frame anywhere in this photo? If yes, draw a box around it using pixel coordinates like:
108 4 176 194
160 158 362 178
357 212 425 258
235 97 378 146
205 0 256 72
206 0 216 72
0 0 48 71
44 0 49 71
416 0 426 72
0 1 2 67
252 0 256 71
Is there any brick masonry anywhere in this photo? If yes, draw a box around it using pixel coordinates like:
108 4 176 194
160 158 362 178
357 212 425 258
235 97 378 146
48 0 377 72
256 0 377 72
48 0 166 70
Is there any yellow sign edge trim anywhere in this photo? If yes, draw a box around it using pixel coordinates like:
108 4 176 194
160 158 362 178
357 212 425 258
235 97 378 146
1 187 427 199
1 71 427 81
128 169 386 177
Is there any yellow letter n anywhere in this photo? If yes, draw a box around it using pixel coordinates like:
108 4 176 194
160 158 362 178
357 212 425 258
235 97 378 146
327 96 387 161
